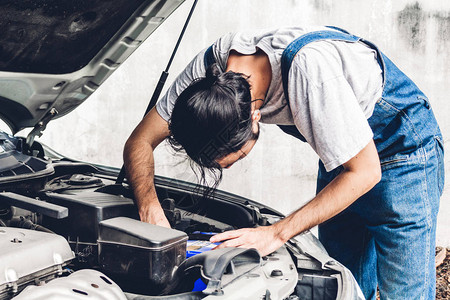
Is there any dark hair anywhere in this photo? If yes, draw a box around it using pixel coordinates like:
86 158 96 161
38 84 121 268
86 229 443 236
167 63 258 196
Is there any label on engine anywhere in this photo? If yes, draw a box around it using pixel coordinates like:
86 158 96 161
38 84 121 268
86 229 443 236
186 240 220 258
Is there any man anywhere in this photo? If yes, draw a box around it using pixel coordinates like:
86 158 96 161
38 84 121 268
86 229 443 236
123 26 444 299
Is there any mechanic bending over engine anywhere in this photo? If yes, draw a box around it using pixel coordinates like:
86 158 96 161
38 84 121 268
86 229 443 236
123 26 444 300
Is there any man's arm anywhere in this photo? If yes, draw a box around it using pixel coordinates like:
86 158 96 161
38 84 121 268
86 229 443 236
123 107 171 227
210 139 381 256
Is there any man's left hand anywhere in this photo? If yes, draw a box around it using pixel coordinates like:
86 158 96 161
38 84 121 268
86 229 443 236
209 225 286 257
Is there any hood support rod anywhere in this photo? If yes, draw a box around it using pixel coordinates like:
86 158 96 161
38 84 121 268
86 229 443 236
116 0 199 185
26 108 58 149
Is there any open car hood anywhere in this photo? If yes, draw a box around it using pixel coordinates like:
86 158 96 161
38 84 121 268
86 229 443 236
0 0 184 134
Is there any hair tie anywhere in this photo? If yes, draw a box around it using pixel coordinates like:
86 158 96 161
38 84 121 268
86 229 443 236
251 98 265 104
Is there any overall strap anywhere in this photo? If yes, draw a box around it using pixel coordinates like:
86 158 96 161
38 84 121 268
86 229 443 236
204 45 216 70
281 29 361 103
327 25 385 72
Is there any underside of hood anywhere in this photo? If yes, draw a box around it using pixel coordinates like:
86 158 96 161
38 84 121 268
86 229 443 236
0 0 185 134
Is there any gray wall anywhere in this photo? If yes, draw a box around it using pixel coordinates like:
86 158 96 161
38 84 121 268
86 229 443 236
31 0 450 246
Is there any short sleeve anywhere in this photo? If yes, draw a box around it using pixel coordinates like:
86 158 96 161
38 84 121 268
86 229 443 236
155 47 208 121
288 41 374 171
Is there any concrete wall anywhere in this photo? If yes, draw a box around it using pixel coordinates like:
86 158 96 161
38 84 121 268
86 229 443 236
25 0 450 246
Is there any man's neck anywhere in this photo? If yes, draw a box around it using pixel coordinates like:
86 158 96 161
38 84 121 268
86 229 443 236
225 49 271 109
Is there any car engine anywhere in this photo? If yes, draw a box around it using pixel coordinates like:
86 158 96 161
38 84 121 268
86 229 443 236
0 133 345 300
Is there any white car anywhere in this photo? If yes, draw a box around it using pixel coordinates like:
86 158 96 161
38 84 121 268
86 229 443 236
0 1 364 299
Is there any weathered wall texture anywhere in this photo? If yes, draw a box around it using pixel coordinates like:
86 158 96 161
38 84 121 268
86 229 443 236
32 0 450 245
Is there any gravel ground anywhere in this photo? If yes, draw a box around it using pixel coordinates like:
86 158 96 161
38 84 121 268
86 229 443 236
436 247 449 300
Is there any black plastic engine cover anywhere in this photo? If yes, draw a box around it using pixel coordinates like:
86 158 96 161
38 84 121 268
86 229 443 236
42 191 139 242
98 217 187 295
0 132 54 186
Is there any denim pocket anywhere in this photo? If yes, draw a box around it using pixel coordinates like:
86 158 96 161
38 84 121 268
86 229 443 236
434 135 445 196
380 156 409 170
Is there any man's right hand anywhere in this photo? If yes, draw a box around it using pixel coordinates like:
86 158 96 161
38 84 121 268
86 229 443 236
139 204 171 228
123 107 171 229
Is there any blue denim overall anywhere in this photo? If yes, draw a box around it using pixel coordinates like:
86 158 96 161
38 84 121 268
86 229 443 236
280 28 444 300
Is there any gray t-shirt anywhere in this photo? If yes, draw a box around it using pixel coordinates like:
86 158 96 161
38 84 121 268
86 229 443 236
156 26 383 171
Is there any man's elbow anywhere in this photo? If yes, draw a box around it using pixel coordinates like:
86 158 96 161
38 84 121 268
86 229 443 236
123 135 142 163
123 137 134 159
123 133 155 164
369 163 382 188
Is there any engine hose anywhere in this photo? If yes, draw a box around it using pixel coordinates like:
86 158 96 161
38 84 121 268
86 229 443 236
33 224 55 234
124 291 203 300
8 217 55 234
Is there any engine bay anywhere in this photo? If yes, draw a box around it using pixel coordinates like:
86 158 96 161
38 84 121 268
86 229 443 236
0 134 341 299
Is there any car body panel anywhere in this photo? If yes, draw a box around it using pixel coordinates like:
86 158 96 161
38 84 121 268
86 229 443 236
0 0 184 134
